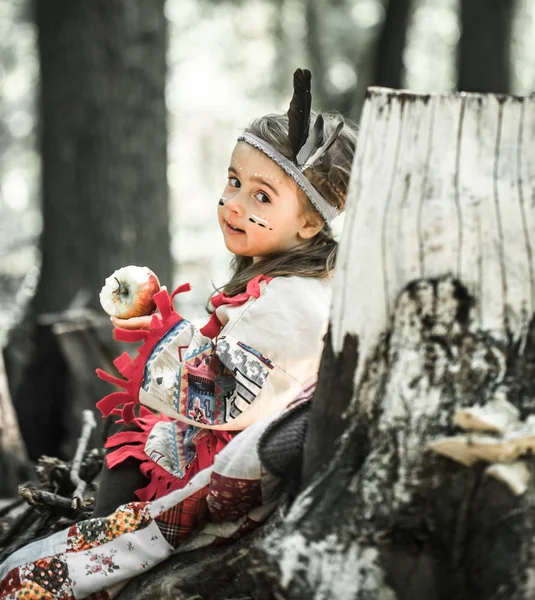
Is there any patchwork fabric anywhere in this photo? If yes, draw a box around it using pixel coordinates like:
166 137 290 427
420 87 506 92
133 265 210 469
0 554 75 600
0 414 282 598
209 517 261 546
154 486 209 547
206 473 263 522
0 563 74 600
67 521 172 599
0 568 22 599
67 502 151 553
20 555 71 597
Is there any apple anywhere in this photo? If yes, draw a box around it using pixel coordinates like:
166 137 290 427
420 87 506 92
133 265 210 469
99 265 161 318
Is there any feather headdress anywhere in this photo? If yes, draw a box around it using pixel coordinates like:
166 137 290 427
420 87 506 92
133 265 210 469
287 69 344 170
237 68 344 224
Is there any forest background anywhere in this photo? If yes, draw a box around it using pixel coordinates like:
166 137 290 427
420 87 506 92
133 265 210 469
0 0 534 462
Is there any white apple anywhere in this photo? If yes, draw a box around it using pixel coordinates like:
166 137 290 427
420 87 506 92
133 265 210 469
99 265 161 318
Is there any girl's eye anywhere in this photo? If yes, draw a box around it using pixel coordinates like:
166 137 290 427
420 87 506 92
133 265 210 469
254 191 271 204
228 176 240 188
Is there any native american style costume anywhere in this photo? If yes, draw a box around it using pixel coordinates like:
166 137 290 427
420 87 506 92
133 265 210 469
0 67 346 599
0 275 330 599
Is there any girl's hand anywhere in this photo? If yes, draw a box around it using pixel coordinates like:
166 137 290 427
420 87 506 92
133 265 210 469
110 315 152 330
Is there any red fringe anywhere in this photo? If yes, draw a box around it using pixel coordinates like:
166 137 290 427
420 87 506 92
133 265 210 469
105 411 234 501
96 285 191 423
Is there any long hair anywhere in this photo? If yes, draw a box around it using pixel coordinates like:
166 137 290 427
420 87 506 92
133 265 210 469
220 112 357 298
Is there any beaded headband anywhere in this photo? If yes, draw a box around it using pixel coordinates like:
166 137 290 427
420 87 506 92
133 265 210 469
238 69 344 225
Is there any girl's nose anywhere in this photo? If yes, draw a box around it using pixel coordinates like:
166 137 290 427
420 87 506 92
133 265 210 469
226 193 245 215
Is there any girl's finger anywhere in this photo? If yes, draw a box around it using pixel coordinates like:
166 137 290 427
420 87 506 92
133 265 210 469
110 315 152 330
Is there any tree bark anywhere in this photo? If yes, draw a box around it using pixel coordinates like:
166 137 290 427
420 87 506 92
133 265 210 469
458 0 515 93
5 0 171 460
117 89 535 599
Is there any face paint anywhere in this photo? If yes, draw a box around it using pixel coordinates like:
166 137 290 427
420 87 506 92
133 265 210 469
249 214 273 230
232 159 282 184
219 196 230 206
252 172 282 184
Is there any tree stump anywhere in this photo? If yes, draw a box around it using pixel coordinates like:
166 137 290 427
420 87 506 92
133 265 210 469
257 89 535 599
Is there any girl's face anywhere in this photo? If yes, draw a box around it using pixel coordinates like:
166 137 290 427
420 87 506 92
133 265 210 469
218 142 319 259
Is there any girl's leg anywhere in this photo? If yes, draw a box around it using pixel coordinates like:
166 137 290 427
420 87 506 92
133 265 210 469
92 420 149 518
92 456 149 517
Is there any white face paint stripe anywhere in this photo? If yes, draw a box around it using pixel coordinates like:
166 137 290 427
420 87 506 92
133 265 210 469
251 214 270 225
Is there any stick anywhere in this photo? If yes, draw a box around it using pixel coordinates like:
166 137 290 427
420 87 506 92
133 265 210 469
70 409 97 508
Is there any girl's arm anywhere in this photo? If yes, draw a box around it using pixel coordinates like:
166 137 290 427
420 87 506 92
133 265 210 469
98 276 328 431
136 276 330 431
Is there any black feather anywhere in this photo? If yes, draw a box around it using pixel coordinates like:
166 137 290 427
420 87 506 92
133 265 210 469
287 69 312 161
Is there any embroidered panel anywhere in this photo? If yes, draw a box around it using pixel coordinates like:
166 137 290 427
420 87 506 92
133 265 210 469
144 421 197 478
141 319 191 392
163 344 227 426
216 337 272 420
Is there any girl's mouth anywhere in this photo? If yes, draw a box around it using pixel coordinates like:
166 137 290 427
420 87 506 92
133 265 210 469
225 222 245 234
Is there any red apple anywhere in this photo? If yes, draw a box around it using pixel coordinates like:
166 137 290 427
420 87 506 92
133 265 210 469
99 265 161 318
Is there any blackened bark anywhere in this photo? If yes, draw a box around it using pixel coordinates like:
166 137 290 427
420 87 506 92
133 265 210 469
458 0 515 93
302 329 360 487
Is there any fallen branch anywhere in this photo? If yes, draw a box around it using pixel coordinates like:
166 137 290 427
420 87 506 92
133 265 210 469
70 409 97 508
18 484 93 518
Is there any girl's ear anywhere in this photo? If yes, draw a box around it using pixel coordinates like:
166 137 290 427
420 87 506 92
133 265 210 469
297 214 324 240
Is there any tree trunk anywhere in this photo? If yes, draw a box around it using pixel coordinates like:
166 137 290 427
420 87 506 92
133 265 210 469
118 89 535 599
373 0 412 89
5 0 170 460
0 352 31 497
458 0 515 93
305 0 330 110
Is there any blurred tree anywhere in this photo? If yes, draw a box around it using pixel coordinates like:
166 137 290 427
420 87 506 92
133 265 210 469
303 0 413 122
4 0 171 461
305 0 330 109
458 0 516 93
373 0 412 89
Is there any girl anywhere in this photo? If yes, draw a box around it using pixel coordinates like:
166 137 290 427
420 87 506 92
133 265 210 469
0 69 356 599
